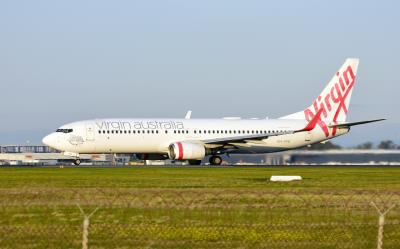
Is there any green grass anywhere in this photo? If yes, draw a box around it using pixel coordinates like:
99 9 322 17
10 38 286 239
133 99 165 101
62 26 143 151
0 166 400 248
1 166 400 190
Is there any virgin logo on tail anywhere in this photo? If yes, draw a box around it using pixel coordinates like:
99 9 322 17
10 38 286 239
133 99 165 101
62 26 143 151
304 65 356 137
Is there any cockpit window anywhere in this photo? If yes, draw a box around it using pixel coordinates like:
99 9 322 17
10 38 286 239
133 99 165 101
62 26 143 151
56 128 73 133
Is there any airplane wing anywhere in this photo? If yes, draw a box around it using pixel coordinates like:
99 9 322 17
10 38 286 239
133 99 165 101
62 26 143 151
328 119 385 129
202 109 323 145
202 131 292 144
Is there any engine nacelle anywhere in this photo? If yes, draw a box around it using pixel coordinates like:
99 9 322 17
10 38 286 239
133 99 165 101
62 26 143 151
168 142 206 160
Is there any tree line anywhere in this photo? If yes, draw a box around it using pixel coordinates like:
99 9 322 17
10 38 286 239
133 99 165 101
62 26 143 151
305 140 400 150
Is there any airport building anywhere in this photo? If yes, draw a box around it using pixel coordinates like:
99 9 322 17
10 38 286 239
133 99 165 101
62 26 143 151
0 145 59 154
230 150 400 165
0 145 113 165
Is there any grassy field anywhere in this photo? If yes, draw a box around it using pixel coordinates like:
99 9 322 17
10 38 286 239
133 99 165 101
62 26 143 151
0 166 400 248
1 166 400 190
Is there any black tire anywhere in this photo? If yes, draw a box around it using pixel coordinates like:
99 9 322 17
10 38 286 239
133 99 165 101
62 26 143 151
74 159 81 166
188 160 202 165
209 156 222 165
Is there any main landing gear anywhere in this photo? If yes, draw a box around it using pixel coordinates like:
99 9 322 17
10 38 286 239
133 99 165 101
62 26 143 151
209 155 222 165
73 159 81 166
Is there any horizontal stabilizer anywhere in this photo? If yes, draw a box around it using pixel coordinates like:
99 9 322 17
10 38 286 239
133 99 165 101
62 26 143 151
328 119 385 128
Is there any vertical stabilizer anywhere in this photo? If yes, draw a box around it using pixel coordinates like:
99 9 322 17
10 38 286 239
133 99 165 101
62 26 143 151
281 58 359 122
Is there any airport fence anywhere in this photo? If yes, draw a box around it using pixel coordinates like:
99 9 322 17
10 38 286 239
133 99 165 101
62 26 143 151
0 188 399 249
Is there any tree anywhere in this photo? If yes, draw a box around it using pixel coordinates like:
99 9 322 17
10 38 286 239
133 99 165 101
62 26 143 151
356 142 374 150
377 140 396 150
305 141 342 150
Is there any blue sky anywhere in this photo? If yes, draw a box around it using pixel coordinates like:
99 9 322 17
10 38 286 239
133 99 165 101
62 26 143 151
0 0 399 146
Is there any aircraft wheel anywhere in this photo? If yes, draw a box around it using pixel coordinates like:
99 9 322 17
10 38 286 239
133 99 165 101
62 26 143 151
209 156 222 165
188 160 202 165
73 159 81 166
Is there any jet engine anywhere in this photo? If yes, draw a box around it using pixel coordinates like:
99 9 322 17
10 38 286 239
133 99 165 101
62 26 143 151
168 142 206 160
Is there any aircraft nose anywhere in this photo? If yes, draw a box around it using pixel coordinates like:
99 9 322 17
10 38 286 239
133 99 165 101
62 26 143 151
42 133 56 148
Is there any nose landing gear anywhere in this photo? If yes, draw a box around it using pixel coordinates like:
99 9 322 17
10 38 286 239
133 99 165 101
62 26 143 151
209 155 222 165
73 159 81 166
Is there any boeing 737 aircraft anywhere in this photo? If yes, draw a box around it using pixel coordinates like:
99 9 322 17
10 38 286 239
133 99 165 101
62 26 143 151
43 58 384 165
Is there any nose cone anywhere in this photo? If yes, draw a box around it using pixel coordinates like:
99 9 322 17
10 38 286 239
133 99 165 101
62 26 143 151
42 133 57 148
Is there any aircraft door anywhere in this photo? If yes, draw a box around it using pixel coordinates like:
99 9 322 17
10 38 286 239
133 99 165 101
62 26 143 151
86 123 95 141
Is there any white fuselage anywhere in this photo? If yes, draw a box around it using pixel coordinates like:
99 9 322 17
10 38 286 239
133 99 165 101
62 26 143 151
42 118 348 155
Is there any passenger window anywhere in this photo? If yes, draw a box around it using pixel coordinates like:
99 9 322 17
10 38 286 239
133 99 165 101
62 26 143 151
165 130 168 134
107 130 110 134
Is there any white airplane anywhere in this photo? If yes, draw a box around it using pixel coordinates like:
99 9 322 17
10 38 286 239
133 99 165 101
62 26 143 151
43 58 384 165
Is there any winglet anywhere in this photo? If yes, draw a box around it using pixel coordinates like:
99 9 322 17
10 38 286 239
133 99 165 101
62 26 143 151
298 108 323 132
185 110 192 119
